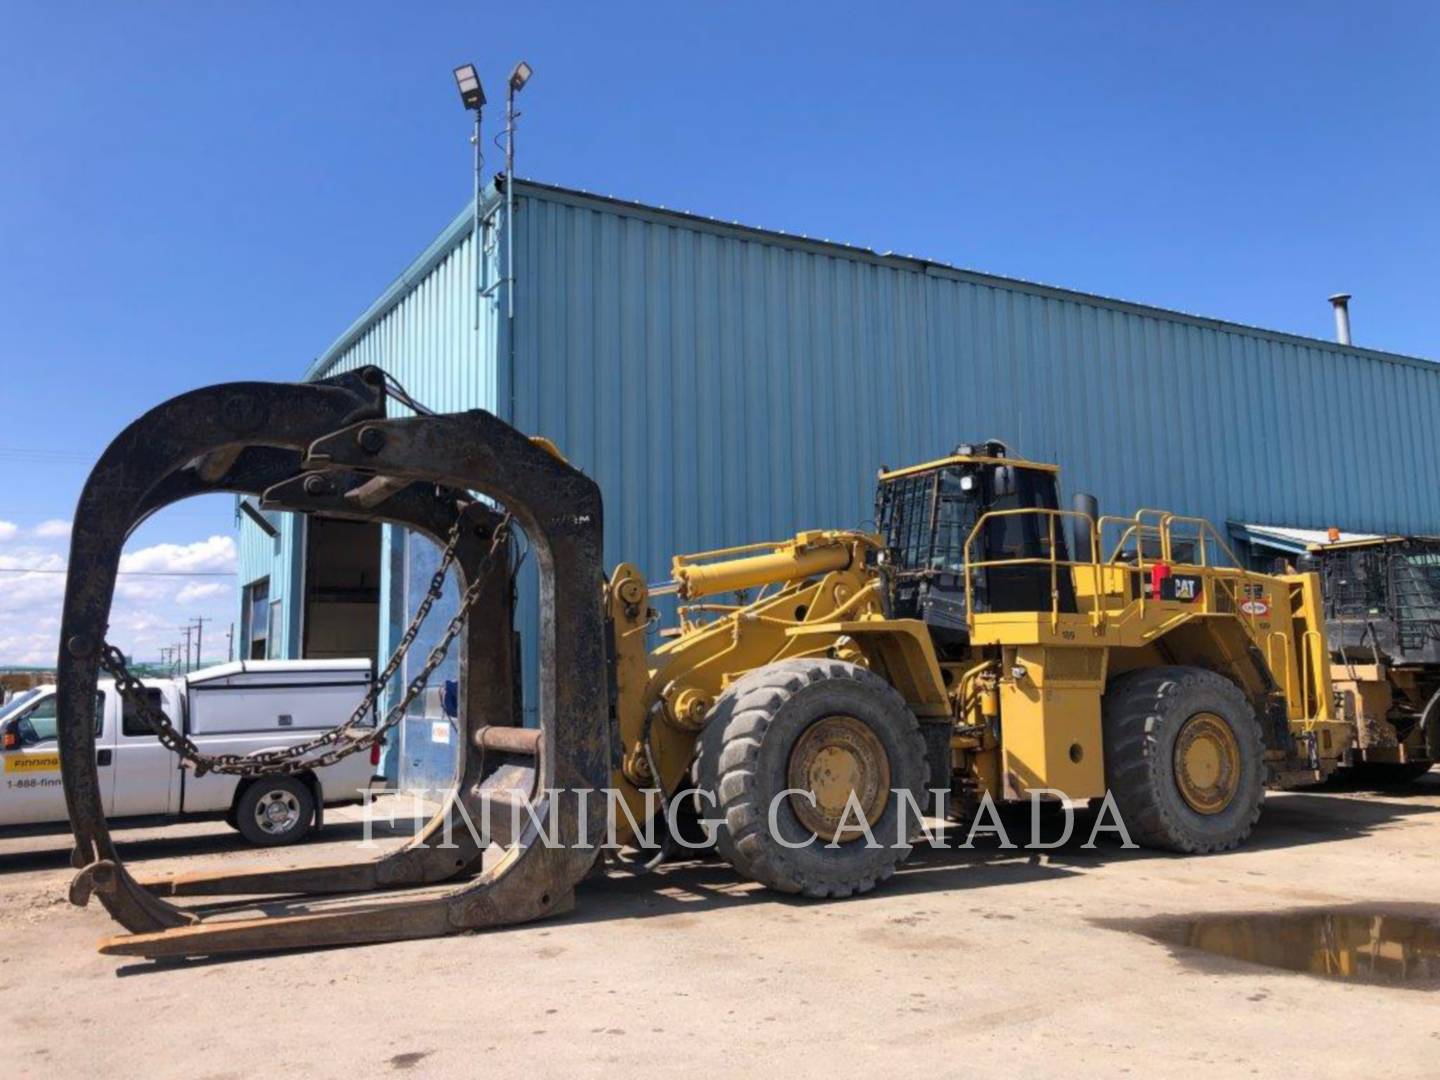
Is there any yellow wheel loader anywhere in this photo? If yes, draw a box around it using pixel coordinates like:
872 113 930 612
1298 535 1440 784
51 375 1349 958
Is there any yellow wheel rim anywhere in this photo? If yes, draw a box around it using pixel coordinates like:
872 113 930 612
786 716 890 842
1173 712 1242 815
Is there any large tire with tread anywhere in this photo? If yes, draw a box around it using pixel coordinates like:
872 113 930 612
694 659 929 898
233 776 316 847
1102 666 1265 854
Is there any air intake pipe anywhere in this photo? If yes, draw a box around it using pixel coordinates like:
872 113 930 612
1071 492 1099 563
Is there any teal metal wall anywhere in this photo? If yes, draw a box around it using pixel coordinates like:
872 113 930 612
234 501 303 659
247 177 1440 729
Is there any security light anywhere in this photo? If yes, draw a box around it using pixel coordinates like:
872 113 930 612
453 64 486 110
509 60 533 92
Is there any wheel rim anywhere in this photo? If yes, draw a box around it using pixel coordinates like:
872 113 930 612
1173 712 1242 815
786 715 891 842
254 789 302 835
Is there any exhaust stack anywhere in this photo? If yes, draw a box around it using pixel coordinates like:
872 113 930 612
1328 293 1353 346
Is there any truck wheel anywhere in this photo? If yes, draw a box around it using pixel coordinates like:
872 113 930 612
694 659 929 898
234 777 315 847
1102 666 1265 854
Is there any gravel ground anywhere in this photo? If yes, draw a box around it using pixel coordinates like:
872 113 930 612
2 782 1439 1079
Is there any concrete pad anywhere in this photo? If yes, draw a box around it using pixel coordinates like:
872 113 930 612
1 783 1438 1078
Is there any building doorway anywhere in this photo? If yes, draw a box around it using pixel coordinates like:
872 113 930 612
302 518 381 662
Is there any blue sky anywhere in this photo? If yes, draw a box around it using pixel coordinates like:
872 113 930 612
1 1 1436 664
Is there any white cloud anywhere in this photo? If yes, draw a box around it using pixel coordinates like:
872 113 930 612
0 521 18 542
0 535 238 667
118 535 237 575
176 582 229 604
33 519 71 539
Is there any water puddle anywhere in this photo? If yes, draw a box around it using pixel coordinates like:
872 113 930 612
1117 908 1440 989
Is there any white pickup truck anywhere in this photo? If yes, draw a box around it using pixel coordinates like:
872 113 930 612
0 660 381 846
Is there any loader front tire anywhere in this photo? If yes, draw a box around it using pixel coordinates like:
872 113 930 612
1102 666 1265 854
695 659 929 899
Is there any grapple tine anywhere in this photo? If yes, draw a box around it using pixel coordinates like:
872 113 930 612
60 383 610 958
58 374 390 935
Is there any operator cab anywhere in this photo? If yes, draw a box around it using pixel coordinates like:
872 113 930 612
873 441 1075 644
1306 536 1440 664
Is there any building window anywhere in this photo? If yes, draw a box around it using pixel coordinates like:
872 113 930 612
268 599 283 659
243 577 270 660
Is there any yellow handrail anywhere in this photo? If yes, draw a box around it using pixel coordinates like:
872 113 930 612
962 507 1101 631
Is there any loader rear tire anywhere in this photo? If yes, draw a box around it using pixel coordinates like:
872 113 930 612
694 659 929 899
1102 666 1265 854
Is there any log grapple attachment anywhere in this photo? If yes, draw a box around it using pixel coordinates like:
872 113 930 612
56 369 610 958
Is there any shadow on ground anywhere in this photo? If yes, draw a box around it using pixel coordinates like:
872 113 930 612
96 782 1440 975
0 816 421 875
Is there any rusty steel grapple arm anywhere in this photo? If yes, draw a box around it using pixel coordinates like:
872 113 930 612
56 370 611 958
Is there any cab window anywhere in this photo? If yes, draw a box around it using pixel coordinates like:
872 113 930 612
122 689 170 738
12 693 105 745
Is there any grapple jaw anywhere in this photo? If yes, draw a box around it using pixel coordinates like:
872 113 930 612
55 370 610 958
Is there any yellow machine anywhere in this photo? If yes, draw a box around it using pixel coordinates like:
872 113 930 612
605 440 1349 896
1297 534 1440 783
53 374 1355 957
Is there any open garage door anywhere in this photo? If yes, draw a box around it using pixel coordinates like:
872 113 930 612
302 517 380 662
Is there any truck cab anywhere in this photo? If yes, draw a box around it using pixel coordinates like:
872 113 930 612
0 660 380 845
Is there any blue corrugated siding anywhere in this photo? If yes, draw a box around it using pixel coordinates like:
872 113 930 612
234 505 303 658
276 177 1440 729
513 188 1440 609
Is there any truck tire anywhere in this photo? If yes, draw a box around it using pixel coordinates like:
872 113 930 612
233 776 316 847
694 659 929 898
1102 666 1265 854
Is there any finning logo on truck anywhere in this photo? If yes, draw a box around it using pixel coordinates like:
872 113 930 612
4 753 60 773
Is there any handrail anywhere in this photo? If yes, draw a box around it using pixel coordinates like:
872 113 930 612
1266 629 1297 715
960 503 1328 723
1300 629 1325 720
962 507 1101 631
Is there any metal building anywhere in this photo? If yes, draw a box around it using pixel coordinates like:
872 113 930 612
235 177 1440 783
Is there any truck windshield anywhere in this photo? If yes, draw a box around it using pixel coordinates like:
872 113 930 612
0 688 43 722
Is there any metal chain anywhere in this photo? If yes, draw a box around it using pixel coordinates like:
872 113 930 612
98 512 512 778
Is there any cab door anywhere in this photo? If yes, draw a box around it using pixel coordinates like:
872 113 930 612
0 691 107 826
109 684 181 817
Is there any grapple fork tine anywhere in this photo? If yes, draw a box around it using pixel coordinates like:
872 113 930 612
59 382 610 958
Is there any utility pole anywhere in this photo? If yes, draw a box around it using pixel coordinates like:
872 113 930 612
226 621 235 663
179 625 194 673
191 616 212 672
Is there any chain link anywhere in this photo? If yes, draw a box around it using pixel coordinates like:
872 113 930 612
99 512 512 778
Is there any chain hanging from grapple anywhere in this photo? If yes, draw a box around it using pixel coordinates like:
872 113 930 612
98 513 512 778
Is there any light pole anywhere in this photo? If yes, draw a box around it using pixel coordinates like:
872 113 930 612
453 64 487 331
505 60 532 322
